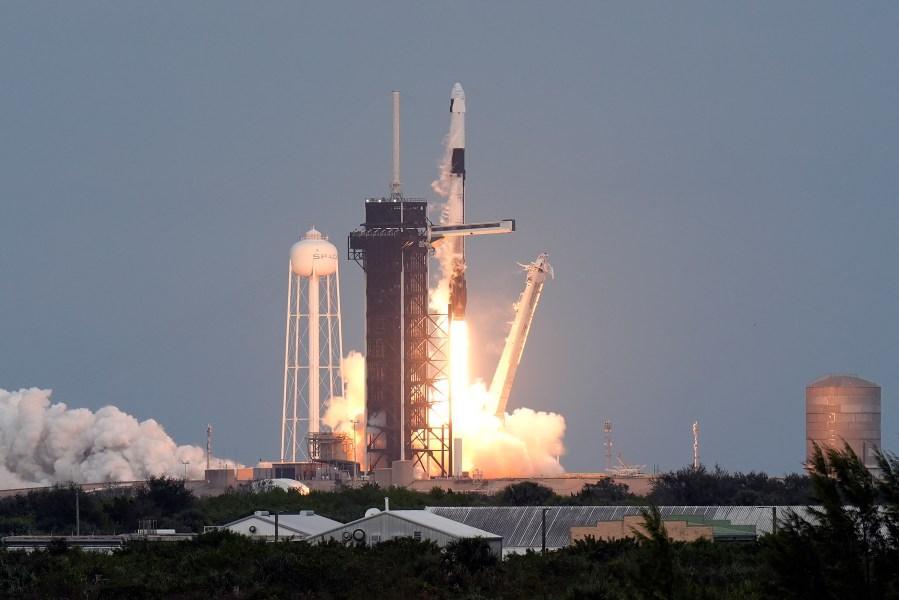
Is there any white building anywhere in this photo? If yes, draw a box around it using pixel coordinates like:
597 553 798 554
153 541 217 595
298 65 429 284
307 509 502 555
210 510 342 541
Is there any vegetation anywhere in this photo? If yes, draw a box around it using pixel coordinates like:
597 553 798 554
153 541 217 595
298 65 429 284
0 526 768 599
0 480 485 536
649 465 813 506
0 468 814 537
4 452 898 597
763 443 899 598
571 478 642 505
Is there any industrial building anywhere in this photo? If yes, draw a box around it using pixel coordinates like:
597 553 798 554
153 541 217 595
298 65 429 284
571 514 756 544
427 506 807 555
5 505 810 557
207 510 341 541
308 508 502 555
3 531 194 553
806 374 881 469
203 465 350 491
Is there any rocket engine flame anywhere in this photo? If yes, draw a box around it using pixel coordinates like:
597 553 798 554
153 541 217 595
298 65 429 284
0 387 239 488
450 320 471 417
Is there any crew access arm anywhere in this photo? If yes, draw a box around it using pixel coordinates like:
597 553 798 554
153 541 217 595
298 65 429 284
489 253 553 416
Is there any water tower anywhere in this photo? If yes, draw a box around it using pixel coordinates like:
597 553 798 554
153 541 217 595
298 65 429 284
806 374 881 469
281 227 344 463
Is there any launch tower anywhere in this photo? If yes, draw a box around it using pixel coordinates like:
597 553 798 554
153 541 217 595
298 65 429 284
349 198 453 474
349 92 453 476
349 88 514 478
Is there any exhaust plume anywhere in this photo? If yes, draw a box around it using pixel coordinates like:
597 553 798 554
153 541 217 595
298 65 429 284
0 387 238 488
322 351 366 465
430 143 461 312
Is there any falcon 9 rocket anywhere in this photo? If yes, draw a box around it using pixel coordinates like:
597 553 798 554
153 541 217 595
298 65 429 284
448 83 467 318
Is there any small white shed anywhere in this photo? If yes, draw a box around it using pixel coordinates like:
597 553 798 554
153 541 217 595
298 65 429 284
212 510 342 540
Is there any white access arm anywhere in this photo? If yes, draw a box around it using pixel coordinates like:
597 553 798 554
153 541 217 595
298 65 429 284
427 220 515 247
489 252 553 416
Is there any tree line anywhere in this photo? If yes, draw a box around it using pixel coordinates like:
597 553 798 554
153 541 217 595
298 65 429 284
0 467 813 537
1 447 898 597
0 466 814 537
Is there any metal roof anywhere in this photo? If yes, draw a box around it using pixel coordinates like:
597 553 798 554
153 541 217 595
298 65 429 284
222 512 342 536
276 513 343 536
808 374 879 388
388 510 502 539
427 506 815 549
311 509 501 542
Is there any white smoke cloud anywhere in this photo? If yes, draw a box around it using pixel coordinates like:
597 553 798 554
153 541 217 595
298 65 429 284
430 145 463 311
321 351 365 464
0 388 237 488
450 379 566 478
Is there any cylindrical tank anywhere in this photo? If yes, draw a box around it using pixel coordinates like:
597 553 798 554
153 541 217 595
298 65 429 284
806 375 881 468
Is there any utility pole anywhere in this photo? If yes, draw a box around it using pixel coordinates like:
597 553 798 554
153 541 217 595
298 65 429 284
541 508 551 557
352 420 359 480
274 512 279 542
75 486 80 536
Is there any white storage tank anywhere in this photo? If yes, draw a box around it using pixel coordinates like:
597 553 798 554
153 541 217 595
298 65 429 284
806 374 881 469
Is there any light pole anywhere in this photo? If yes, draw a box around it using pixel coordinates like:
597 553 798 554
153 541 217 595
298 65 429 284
541 507 551 556
181 460 190 480
764 506 778 534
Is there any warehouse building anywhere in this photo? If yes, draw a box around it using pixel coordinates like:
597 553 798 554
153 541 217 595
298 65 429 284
308 508 502 555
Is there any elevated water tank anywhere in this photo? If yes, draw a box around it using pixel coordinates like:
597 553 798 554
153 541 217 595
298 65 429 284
290 227 339 277
806 374 881 468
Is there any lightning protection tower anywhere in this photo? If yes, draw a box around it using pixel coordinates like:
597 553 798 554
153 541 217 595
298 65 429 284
693 421 699 471
281 227 344 463
604 421 613 470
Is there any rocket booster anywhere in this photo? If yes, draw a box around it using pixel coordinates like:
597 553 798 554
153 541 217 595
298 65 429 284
448 83 467 319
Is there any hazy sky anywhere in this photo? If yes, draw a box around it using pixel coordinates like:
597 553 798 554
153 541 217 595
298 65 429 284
3 3 898 478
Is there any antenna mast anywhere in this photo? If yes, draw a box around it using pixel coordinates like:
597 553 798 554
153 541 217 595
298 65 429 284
390 91 403 199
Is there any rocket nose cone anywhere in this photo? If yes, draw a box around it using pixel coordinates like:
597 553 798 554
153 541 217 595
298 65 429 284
450 83 466 114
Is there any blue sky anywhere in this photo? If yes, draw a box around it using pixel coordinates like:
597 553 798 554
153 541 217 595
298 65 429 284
2 2 898 478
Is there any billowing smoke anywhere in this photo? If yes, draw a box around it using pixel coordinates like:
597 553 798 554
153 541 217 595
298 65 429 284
430 143 464 311
0 388 237 488
450 377 566 478
322 351 365 465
